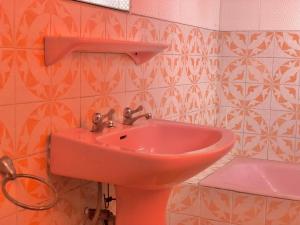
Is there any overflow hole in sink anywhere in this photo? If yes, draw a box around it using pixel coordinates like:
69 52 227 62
120 135 127 140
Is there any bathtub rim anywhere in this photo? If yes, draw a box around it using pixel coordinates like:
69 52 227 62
199 157 300 201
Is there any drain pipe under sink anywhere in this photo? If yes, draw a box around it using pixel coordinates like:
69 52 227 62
82 183 102 225
92 183 102 225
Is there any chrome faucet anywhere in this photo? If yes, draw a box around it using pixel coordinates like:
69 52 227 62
123 105 152 125
91 109 115 132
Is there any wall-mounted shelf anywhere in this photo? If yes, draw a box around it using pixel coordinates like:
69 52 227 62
44 37 168 66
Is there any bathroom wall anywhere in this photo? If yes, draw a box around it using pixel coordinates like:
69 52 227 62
217 0 300 163
131 0 220 30
220 0 300 31
217 31 300 163
169 1 300 224
0 0 220 224
168 26 300 222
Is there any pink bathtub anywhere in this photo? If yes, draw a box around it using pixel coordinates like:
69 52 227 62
200 157 300 201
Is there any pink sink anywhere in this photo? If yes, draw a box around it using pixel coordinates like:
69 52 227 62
50 119 235 225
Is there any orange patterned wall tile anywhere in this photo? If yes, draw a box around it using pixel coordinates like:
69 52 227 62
266 197 300 225
78 182 98 209
275 32 300 58
186 55 206 84
294 140 300 163
81 2 127 39
218 30 300 161
244 109 270 135
50 0 81 37
220 56 274 130
80 3 106 38
81 53 125 96
159 86 184 119
216 107 244 132
273 59 300 86
203 106 218 126
50 172 87 195
0 107 16 218
124 90 144 107
161 22 185 54
247 32 275 57
146 88 167 119
0 49 15 105
208 57 220 83
222 32 274 57
0 105 15 158
51 99 80 132
221 32 248 57
219 57 246 108
268 136 296 162
105 9 127 40
200 218 230 225
231 192 266 225
0 111 17 217
220 57 246 83
15 152 48 177
219 81 246 108
127 54 160 91
244 83 272 109
169 213 200 225
271 85 299 112
207 31 222 57
15 50 51 103
297 119 300 139
232 132 246 156
127 15 160 42
168 183 200 216
270 111 297 137
185 111 202 125
160 54 187 87
187 27 205 56
202 82 219 107
51 53 81 99
14 0 51 49
200 187 232 223
0 0 14 47
17 209 52 225
52 188 85 225
15 102 51 157
184 84 202 113
246 58 273 84
242 133 268 159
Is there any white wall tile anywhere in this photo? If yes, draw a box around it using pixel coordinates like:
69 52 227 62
220 0 260 31
130 0 159 18
131 0 220 30
260 0 300 30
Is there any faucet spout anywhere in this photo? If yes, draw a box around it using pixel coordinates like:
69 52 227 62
122 105 152 125
123 112 152 125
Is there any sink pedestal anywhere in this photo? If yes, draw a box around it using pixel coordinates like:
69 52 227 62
115 186 171 225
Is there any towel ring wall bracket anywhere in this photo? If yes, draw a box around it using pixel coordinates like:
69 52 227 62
0 156 58 211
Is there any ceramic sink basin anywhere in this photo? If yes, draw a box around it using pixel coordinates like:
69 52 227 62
50 119 235 225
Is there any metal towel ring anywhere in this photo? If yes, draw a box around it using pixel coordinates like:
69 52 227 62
0 156 58 210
